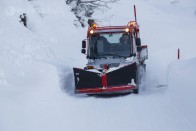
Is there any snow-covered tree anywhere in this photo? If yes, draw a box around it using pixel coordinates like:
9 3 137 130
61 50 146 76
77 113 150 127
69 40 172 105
65 0 117 27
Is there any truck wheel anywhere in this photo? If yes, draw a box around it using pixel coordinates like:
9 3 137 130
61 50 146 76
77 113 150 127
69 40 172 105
133 89 139 94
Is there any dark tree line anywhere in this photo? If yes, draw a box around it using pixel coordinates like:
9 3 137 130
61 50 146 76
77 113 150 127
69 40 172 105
65 0 117 27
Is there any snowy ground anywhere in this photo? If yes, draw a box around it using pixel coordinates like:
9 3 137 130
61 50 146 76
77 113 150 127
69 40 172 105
0 0 196 131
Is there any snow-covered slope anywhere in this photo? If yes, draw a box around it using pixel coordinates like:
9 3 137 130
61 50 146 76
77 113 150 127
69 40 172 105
0 0 196 131
168 58 196 127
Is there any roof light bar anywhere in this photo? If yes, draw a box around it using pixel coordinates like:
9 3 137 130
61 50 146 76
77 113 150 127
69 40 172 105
92 23 97 29
125 28 129 32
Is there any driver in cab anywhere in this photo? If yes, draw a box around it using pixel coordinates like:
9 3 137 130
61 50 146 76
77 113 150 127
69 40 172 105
119 34 131 45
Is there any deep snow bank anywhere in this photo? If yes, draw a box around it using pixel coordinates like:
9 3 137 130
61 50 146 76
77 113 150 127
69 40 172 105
167 58 196 127
0 0 86 89
0 0 83 130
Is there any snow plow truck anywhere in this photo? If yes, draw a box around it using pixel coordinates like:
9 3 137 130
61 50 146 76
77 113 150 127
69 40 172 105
73 6 148 95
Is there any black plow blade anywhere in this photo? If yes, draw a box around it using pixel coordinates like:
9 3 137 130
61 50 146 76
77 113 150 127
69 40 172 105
73 63 137 94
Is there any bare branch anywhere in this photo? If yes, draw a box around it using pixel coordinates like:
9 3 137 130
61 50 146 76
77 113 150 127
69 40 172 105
65 0 118 27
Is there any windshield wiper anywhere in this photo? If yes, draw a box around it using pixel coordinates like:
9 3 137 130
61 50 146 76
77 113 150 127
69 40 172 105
101 53 127 59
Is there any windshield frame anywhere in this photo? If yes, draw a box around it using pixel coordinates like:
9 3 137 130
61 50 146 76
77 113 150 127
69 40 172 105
87 32 133 59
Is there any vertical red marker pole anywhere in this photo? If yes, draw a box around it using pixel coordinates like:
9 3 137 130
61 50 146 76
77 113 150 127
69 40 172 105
134 5 137 23
178 48 180 60
134 5 139 38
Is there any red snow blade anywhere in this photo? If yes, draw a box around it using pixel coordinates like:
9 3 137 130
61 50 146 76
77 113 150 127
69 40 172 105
76 85 136 94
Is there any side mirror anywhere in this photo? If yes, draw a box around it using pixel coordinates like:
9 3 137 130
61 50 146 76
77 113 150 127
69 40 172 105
81 49 86 54
137 46 142 52
82 40 86 48
136 38 141 46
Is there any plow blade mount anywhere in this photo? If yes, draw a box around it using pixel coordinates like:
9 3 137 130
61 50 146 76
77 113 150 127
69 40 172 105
73 63 137 94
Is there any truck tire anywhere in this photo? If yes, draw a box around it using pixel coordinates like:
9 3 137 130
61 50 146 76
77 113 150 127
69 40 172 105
133 88 139 94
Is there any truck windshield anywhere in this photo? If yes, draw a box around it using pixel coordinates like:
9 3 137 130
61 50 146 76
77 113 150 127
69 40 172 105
88 33 132 59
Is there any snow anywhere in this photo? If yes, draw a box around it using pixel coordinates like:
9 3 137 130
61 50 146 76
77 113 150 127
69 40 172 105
168 58 196 124
0 0 196 131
